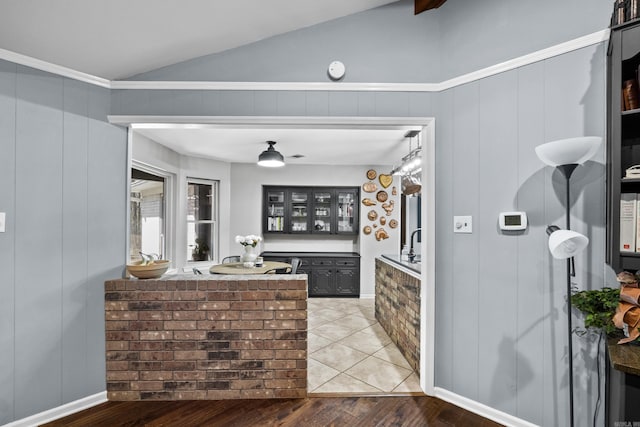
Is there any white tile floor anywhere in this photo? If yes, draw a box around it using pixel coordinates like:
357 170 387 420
307 297 423 394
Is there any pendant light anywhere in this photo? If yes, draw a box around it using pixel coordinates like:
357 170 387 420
257 141 285 168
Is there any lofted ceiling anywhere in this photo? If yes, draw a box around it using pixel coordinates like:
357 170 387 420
0 0 434 167
0 0 401 80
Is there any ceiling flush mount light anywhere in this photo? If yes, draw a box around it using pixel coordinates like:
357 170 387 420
257 141 284 168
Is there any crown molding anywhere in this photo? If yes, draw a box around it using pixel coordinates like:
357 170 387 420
437 29 610 91
0 48 111 88
0 29 609 92
109 80 441 91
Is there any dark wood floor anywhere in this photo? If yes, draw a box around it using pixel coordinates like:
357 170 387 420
41 396 503 427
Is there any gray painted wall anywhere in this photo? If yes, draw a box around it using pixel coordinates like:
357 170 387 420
125 0 610 84
437 0 611 80
126 0 441 83
434 44 607 426
0 60 127 424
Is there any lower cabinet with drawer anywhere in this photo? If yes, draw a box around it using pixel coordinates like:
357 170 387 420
260 252 360 297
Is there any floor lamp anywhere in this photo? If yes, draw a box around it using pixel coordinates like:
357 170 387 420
535 136 602 427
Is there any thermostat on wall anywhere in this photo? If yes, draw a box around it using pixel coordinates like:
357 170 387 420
499 212 528 231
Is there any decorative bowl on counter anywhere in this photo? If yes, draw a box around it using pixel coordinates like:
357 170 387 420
126 260 170 279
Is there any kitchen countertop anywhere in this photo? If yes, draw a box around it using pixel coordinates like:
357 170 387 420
380 254 421 275
261 251 360 258
608 337 640 376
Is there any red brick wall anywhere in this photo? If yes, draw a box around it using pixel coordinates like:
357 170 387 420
375 259 420 374
104 276 307 400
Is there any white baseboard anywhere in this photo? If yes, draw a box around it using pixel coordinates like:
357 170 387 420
359 293 375 299
3 391 107 427
434 387 539 427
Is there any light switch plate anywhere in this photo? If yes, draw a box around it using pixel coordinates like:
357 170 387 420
0 212 5 232
453 215 472 233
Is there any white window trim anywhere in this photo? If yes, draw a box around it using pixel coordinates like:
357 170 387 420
186 177 220 266
130 160 176 268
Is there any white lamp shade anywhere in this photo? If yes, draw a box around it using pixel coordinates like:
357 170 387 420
535 136 602 167
548 229 589 259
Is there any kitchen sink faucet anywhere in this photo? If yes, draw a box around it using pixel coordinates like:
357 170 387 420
408 228 422 263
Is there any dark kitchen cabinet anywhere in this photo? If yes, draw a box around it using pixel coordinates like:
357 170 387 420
335 258 359 295
263 186 359 235
311 267 334 295
261 252 360 297
264 187 310 234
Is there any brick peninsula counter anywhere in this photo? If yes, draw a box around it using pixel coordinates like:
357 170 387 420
375 256 421 374
104 274 307 401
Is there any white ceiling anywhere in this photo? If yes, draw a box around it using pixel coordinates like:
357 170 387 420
1 0 417 166
0 0 398 80
133 125 421 166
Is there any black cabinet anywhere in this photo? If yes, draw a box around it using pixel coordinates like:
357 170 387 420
264 187 311 233
335 258 359 295
607 20 640 426
607 21 640 272
311 267 334 295
335 268 359 295
261 252 360 297
263 186 359 235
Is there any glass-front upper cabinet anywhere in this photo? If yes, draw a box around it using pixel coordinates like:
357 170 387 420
336 189 358 234
265 189 285 232
312 190 333 233
263 186 359 235
290 190 310 233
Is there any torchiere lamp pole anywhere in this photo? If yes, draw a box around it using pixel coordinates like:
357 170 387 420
535 136 601 427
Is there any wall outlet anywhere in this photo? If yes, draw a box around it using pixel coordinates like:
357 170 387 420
453 215 472 233
0 212 5 232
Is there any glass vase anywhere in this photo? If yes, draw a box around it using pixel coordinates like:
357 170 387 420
241 245 258 263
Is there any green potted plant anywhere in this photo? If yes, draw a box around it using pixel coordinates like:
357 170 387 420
571 287 620 335
192 238 210 261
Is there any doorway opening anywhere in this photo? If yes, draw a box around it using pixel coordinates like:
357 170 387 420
114 115 435 396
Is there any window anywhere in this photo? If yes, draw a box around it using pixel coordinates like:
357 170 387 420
187 179 218 263
130 167 168 262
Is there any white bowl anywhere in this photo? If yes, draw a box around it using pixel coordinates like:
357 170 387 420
126 260 170 279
